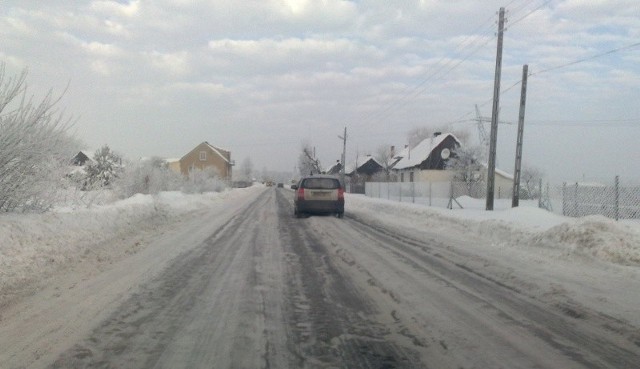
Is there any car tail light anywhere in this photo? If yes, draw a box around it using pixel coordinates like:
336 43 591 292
297 188 305 201
338 188 344 201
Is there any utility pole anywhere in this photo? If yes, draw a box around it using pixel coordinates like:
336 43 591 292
486 7 506 211
338 127 347 186
512 64 529 207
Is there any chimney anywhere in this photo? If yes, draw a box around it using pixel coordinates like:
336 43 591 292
390 145 395 158
433 132 441 137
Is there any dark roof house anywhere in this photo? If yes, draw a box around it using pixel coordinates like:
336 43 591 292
393 133 461 171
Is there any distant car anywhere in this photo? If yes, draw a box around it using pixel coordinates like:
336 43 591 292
277 183 284 188
291 175 344 218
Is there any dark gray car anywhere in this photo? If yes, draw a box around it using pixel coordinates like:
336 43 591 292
291 175 344 218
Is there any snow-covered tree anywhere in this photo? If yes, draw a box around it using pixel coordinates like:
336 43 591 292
237 157 254 181
0 65 80 212
183 166 226 193
298 141 322 176
85 145 123 188
373 144 396 182
520 165 544 199
447 145 486 195
114 157 184 198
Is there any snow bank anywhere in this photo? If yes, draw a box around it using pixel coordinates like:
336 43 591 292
0 187 262 305
534 216 640 265
346 194 640 266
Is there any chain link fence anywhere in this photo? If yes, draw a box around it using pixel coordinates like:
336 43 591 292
557 176 640 220
365 181 515 209
365 176 640 220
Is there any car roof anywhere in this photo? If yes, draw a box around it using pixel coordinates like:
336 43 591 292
299 174 341 180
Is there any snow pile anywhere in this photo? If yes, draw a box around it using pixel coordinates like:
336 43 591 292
0 186 262 305
535 216 640 265
346 194 640 266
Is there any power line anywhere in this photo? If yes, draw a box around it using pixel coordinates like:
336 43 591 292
355 0 547 133
508 0 554 28
446 39 640 129
530 41 640 77
352 8 502 129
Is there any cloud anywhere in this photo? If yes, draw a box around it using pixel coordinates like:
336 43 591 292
146 50 190 77
90 0 140 18
3 0 639 182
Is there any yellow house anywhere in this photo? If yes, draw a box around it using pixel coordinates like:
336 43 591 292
176 142 233 180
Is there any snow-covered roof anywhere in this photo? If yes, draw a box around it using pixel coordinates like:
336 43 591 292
325 161 342 174
345 155 383 174
393 133 461 170
204 142 230 163
480 163 514 180
180 142 231 163
495 167 514 180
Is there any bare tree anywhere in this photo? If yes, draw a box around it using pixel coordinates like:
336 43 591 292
447 145 486 196
521 165 544 199
297 141 322 176
0 65 79 212
373 144 396 182
237 157 254 181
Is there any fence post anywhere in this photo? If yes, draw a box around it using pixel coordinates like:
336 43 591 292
615 175 620 221
562 182 567 216
429 181 432 206
574 183 579 217
412 181 415 203
538 178 543 208
399 182 402 203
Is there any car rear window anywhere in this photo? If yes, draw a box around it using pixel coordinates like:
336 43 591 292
302 178 340 189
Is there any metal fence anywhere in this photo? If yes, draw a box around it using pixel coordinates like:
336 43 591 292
365 181 514 209
364 176 640 220
559 176 640 220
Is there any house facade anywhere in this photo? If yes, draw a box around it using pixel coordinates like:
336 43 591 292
393 133 462 181
176 142 233 180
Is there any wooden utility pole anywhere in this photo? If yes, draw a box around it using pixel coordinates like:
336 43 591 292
339 127 347 186
512 64 529 207
486 7 506 211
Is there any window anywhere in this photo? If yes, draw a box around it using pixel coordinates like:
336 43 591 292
400 173 404 182
199 151 206 161
302 178 340 189
409 172 414 182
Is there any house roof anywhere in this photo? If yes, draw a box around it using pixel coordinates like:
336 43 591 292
484 164 514 180
204 141 230 163
325 161 342 174
393 133 461 170
181 141 230 163
345 155 383 175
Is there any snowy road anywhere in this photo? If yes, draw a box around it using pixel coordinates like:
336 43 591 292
1 187 639 368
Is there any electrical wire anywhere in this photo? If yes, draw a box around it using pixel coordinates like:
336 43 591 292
352 6 502 129
354 0 542 134
530 41 640 77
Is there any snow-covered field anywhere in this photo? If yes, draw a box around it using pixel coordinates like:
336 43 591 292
1 186 639 325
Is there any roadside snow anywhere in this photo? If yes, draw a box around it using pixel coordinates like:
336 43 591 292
346 194 640 266
346 193 640 326
0 187 263 306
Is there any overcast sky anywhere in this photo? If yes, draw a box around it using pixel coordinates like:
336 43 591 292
3 0 639 183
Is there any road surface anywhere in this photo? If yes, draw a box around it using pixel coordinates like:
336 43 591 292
1 187 639 368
